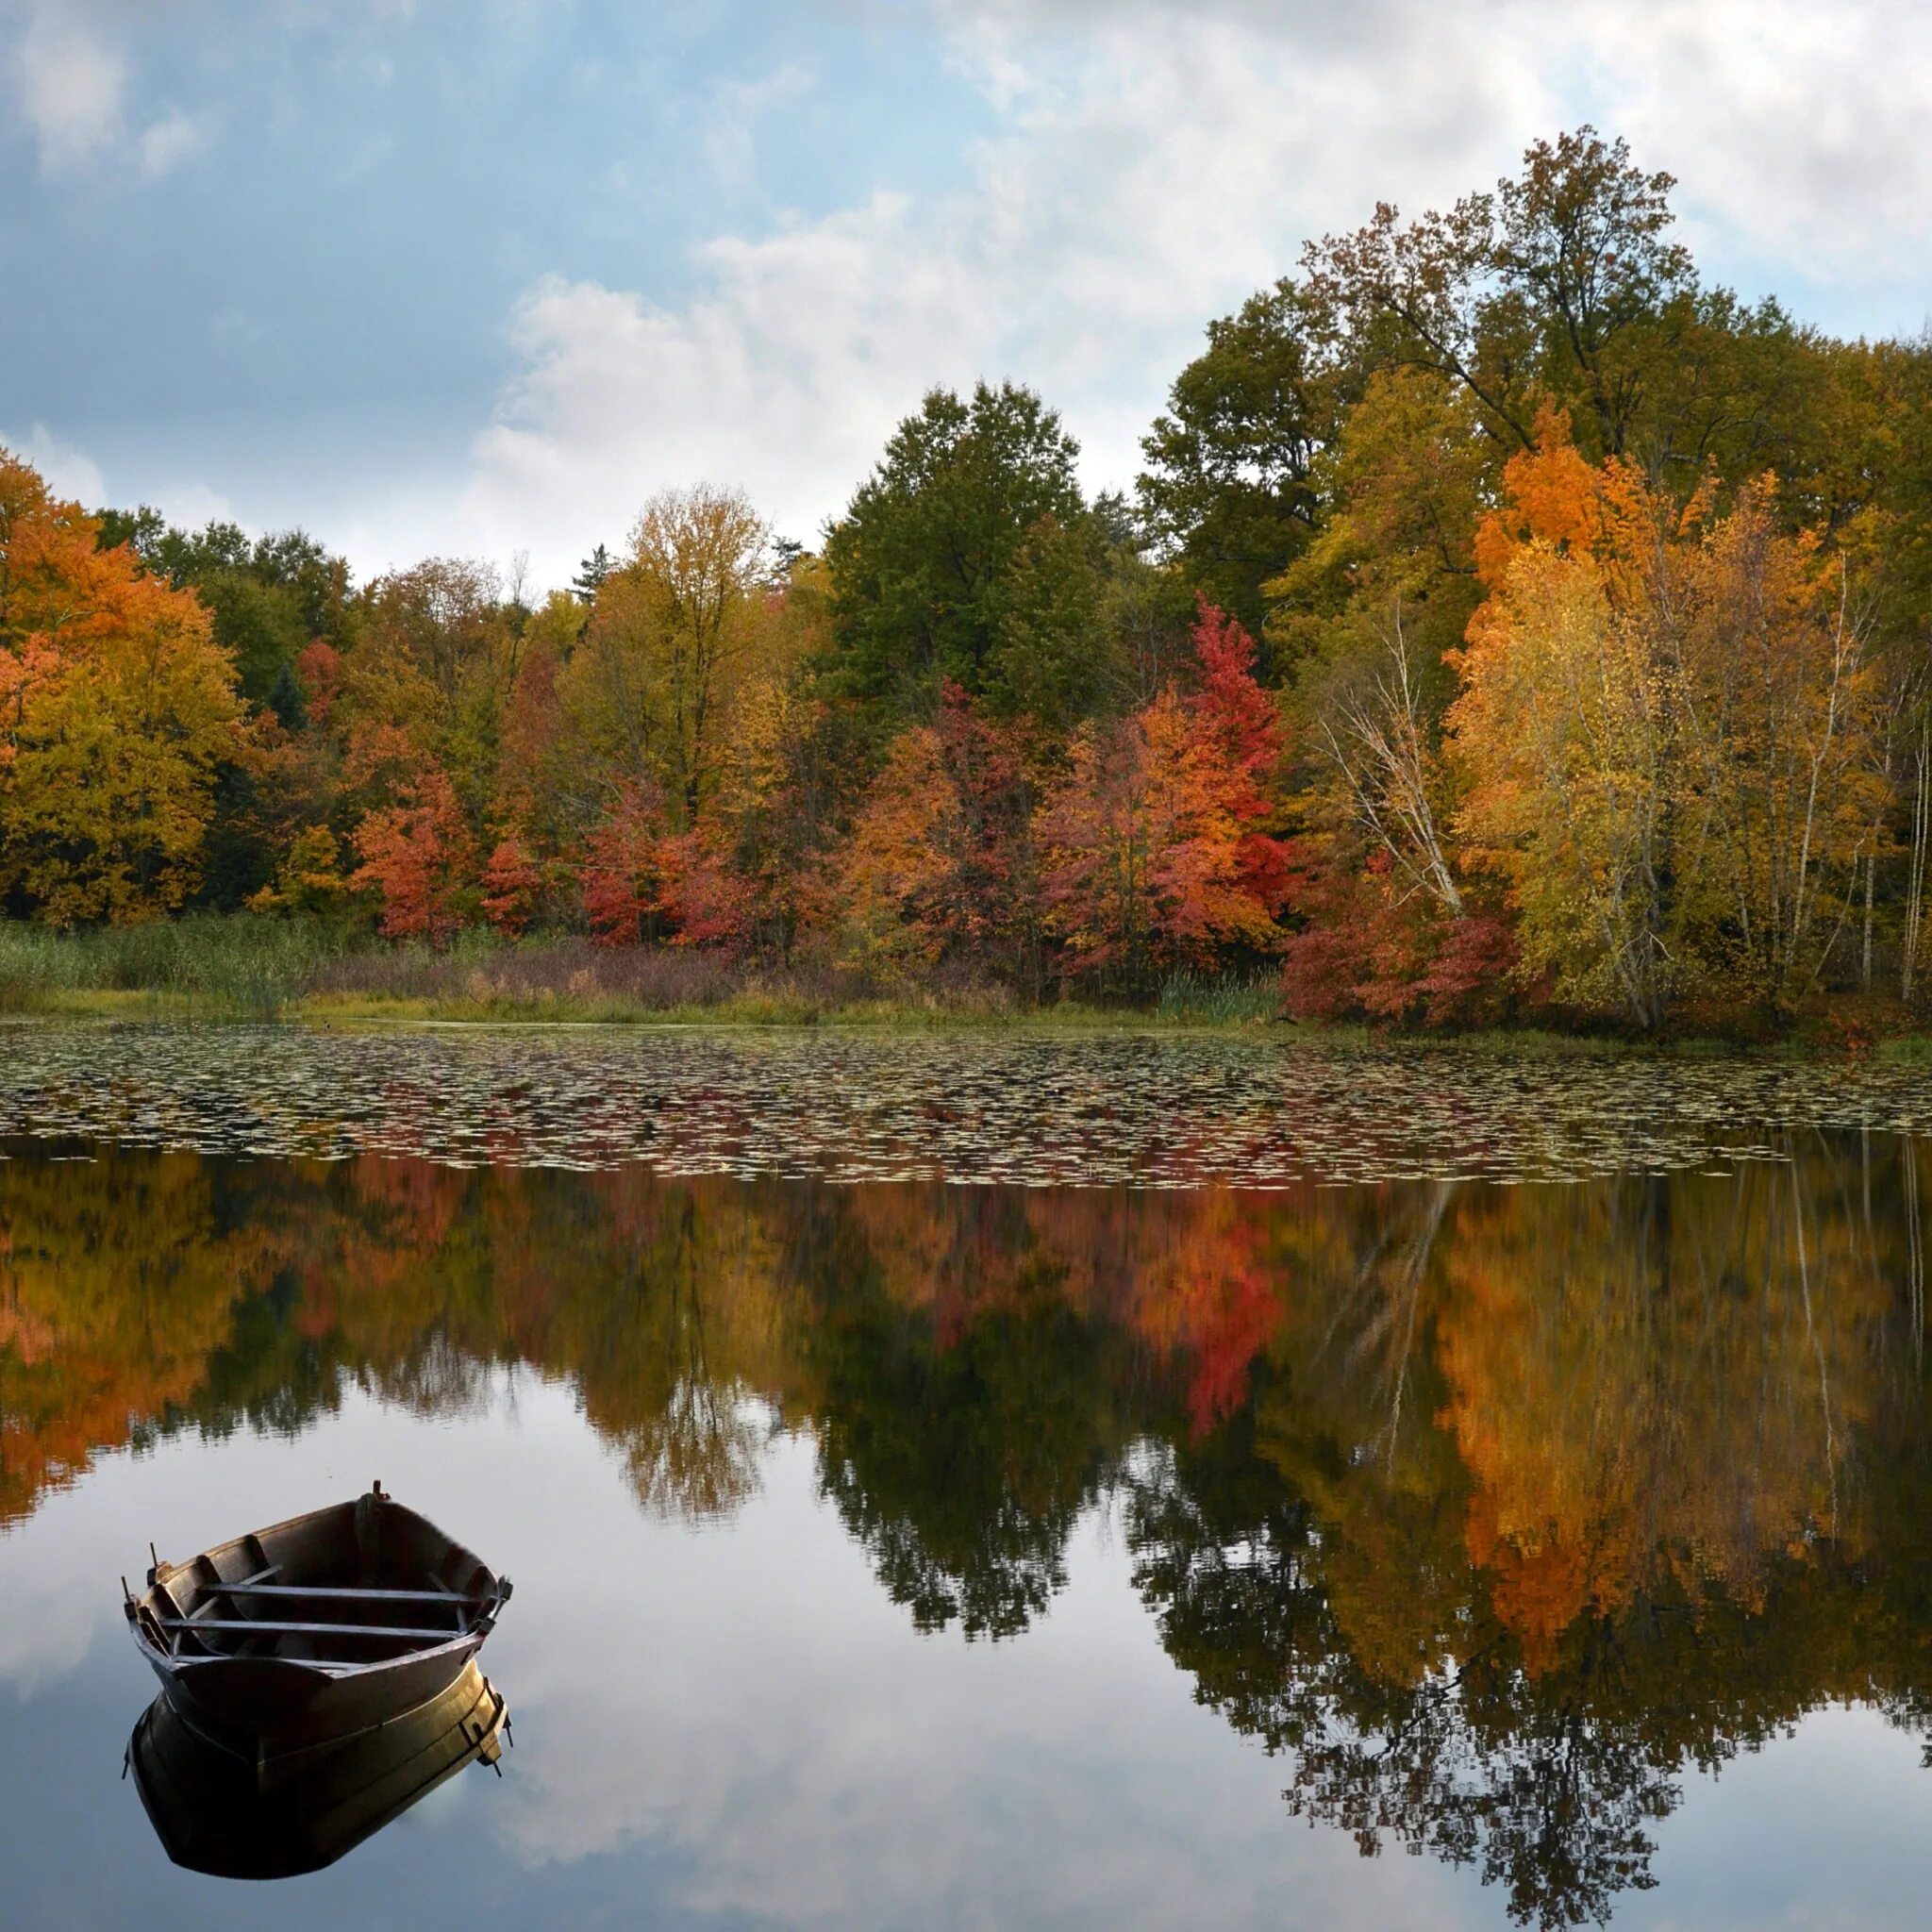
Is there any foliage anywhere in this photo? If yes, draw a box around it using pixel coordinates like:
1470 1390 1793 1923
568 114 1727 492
1139 278 1333 642
480 835 542 937
833 683 1042 984
1038 602 1291 991
0 452 249 923
1450 419 1884 1025
825 381 1106 731
350 763 474 942
581 779 671 944
6 125 1931 1032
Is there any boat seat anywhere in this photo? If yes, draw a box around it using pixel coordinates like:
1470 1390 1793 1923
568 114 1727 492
158 1617 461 1643
207 1583 478 1606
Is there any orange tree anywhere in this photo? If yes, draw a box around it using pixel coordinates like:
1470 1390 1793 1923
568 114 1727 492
0 450 246 922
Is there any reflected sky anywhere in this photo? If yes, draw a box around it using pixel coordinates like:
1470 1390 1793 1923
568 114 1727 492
7 1384 1930 1932
5 1032 1932 1928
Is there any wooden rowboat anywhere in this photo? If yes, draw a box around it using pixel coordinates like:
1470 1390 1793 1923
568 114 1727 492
125 1482 512 1755
127 1657 509 1878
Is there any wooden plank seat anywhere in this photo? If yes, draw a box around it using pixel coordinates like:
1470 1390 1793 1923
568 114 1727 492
158 1618 461 1643
205 1583 480 1606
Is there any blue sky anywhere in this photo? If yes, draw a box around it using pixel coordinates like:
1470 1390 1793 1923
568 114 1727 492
4 0 1929 588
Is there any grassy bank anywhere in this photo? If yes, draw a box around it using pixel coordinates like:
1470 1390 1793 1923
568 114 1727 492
0 916 1292 1031
0 917 1916 1054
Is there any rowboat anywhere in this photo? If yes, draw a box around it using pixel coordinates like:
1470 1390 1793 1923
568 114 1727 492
127 1657 509 1878
125 1482 512 1755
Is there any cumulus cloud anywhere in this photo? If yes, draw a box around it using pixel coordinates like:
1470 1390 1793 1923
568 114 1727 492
1 422 106 506
459 192 1002 566
10 4 125 173
462 4 1548 584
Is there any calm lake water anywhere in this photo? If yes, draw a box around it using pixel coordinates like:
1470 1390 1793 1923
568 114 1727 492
5 1022 1932 1929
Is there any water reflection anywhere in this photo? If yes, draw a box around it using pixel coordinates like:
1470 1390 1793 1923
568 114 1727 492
127 1663 508 1879
3 1136 1930 1924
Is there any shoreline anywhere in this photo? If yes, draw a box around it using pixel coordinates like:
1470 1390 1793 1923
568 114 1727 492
3 986 1924 1059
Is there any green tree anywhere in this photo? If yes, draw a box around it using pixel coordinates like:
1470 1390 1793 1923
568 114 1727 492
825 381 1105 733
1138 279 1334 644
94 512 353 703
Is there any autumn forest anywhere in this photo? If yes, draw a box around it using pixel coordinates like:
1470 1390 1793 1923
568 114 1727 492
6 129 1932 1035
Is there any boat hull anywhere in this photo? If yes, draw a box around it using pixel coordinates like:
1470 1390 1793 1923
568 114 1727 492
142 1635 489 1753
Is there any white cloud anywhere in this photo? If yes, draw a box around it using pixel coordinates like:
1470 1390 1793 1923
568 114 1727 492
1581 0 1932 284
11 3 125 173
137 104 208 178
1 422 106 506
400 0 1932 585
458 192 1002 569
459 4 1547 587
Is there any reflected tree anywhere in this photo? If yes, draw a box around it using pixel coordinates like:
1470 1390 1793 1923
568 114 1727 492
7 1134 1932 1926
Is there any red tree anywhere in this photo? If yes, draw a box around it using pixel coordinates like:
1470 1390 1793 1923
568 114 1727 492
581 781 668 944
1038 602 1292 989
295 640 341 729
480 836 541 937
351 765 473 942
1279 846 1517 1027
657 826 757 950
1186 595 1293 917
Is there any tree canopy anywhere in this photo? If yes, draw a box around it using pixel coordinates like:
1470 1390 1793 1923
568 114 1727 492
2 125 1928 1033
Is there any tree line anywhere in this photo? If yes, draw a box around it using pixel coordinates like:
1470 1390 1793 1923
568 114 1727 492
3 126 1929 1031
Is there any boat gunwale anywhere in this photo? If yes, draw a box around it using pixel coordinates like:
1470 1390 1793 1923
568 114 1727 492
128 1492 508 1683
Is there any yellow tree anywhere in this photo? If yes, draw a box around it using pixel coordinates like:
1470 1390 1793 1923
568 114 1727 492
0 450 245 922
1450 491 1689 1027
338 557 516 801
1451 419 1886 1024
558 486 774 824
1683 491 1885 1006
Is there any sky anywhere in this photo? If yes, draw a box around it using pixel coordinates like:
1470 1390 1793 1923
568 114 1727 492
2 0 1929 592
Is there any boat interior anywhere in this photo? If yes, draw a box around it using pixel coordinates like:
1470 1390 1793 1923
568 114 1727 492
136 1486 505 1675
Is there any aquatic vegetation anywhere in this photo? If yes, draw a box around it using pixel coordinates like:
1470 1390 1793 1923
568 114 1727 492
0 1021 1925 1189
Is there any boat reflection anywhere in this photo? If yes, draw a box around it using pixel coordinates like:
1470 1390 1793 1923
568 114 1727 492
126 1659 509 1879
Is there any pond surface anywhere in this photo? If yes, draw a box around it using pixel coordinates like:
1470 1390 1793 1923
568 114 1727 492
4 1023 1932 1929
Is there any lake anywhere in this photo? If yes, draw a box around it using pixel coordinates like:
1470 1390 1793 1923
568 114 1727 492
4 1022 1932 1930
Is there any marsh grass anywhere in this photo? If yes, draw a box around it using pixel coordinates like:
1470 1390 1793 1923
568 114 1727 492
0 917 1303 1030
0 914 354 1016
1155 969 1282 1026
0 919 1027 1027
